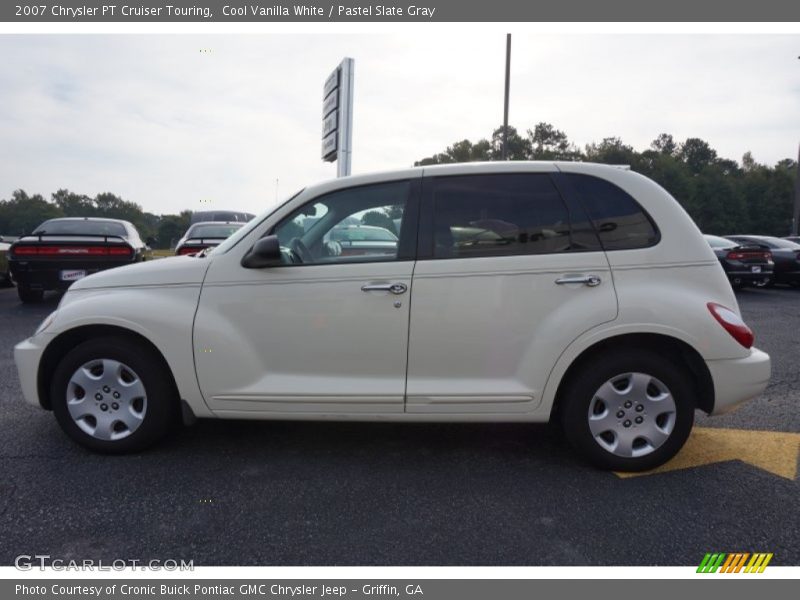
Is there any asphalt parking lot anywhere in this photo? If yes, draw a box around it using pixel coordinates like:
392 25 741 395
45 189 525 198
0 286 798 566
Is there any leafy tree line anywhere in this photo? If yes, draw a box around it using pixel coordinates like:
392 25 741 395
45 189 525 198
415 123 798 236
0 189 191 249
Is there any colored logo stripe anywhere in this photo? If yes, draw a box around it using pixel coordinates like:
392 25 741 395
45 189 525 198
697 552 772 573
745 553 773 573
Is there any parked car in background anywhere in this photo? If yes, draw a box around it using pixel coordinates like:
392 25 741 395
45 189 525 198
703 234 772 289
326 224 398 257
190 210 255 224
0 237 13 287
725 235 800 287
8 217 150 303
175 222 245 255
14 163 770 472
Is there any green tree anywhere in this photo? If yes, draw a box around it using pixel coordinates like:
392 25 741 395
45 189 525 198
489 125 531 160
528 122 581 160
650 133 677 156
413 125 796 236
678 138 718 174
0 189 63 235
52 189 95 217
415 138 492 166
155 210 191 249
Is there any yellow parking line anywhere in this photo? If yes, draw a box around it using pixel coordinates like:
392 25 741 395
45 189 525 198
615 427 800 479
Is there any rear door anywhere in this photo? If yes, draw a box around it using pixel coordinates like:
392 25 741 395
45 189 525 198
406 168 617 415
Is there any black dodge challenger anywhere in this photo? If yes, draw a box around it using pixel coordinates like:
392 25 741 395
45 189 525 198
8 217 150 303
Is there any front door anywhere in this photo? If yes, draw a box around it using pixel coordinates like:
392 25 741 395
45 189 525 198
194 178 418 415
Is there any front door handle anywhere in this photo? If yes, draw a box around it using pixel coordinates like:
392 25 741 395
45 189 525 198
555 274 602 287
361 282 408 295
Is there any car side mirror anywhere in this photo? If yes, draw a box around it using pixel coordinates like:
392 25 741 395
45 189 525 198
241 235 282 269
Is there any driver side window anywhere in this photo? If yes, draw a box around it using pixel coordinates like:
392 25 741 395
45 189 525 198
273 180 410 265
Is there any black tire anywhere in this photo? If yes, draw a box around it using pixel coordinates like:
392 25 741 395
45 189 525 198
17 285 43 303
559 349 695 472
0 270 13 288
51 337 178 453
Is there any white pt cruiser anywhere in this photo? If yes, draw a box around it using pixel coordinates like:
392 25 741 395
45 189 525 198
14 162 771 471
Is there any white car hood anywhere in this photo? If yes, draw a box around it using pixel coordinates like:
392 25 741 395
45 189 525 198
70 256 212 290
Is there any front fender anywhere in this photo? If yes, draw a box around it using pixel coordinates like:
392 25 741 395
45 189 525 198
48 285 213 418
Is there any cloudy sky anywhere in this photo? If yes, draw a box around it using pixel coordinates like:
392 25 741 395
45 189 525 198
0 34 798 216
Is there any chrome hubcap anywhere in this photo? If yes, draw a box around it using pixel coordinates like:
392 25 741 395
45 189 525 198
66 359 147 441
587 372 676 458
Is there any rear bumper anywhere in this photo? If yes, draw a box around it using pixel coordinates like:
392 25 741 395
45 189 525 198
726 270 771 278
9 259 134 290
706 348 771 415
14 335 50 409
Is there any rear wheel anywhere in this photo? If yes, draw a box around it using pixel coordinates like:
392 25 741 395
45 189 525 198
51 337 177 453
17 285 43 303
560 349 695 471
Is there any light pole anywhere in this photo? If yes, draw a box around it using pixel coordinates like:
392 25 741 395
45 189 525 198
502 34 511 160
794 56 799 235
793 143 799 235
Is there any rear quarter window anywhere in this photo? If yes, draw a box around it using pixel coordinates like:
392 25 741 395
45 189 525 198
565 174 659 250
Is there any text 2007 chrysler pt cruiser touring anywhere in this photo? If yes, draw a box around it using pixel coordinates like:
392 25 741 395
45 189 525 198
14 162 771 471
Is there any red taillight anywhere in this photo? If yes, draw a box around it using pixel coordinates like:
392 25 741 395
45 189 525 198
177 246 204 255
12 245 132 257
726 250 770 261
707 302 754 349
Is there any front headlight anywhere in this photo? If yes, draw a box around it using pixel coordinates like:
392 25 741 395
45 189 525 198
35 311 58 335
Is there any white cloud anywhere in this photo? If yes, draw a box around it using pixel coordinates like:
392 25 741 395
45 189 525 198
0 33 797 216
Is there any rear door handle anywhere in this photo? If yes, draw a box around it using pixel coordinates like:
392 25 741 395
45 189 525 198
361 282 408 295
555 274 602 287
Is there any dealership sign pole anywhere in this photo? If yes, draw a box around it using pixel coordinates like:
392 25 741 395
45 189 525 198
322 57 354 177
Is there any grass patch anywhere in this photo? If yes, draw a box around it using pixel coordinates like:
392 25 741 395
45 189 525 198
149 249 175 259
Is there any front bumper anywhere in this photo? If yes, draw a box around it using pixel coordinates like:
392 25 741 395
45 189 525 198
706 348 771 415
14 334 50 409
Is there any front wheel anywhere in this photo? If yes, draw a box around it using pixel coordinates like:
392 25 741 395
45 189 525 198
51 337 178 453
559 349 695 471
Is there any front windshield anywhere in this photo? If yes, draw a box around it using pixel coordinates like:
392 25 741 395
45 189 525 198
209 189 303 256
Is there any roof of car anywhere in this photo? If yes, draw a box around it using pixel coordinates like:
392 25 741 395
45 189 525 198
300 161 639 199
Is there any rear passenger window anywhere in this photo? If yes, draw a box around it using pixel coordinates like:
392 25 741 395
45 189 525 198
430 174 573 258
565 174 659 250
